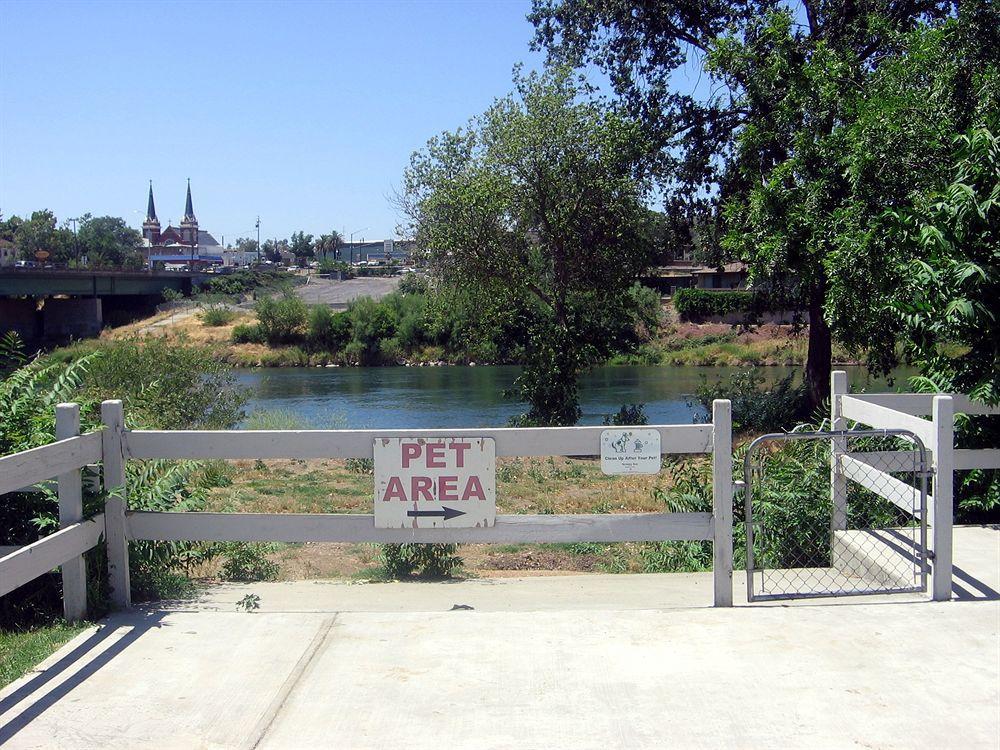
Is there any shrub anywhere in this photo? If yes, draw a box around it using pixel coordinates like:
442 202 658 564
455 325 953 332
306 305 351 351
692 369 809 434
199 304 236 327
602 404 649 426
231 322 266 344
378 543 462 578
255 294 308 344
673 289 754 321
82 338 248 429
398 273 430 295
218 542 280 582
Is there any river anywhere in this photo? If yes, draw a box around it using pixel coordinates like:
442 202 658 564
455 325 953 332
236 364 905 429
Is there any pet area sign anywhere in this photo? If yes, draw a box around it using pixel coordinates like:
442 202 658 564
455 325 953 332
374 437 496 528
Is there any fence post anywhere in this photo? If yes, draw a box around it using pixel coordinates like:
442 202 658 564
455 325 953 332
56 403 87 622
712 399 733 607
101 400 131 609
931 395 953 602
830 371 848 531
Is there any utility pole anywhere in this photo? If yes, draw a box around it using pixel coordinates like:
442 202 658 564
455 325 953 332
256 216 261 265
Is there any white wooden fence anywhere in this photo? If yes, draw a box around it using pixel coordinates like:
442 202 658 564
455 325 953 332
831 370 1000 601
3 379 995 618
0 399 736 617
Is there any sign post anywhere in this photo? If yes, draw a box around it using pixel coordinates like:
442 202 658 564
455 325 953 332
374 437 496 528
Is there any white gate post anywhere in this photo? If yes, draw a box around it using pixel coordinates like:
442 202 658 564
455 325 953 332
931 395 954 602
56 403 87 622
712 399 733 607
101 400 131 609
830 371 848 531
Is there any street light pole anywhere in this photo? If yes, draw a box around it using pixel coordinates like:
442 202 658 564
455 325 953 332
256 216 261 265
349 227 368 267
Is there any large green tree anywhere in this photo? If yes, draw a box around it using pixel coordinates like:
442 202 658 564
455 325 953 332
13 210 72 262
402 67 655 424
531 0 999 409
76 215 143 268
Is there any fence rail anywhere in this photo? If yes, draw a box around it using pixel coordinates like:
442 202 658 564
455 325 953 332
129 511 714 544
0 516 105 598
124 424 716 460
0 432 102 497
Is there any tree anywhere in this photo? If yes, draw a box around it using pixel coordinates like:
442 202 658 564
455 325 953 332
892 126 1000 404
76 215 143 268
315 231 344 260
289 231 314 265
530 0 997 410
13 209 72 262
402 67 655 424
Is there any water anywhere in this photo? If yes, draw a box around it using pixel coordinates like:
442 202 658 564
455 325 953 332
236 365 905 429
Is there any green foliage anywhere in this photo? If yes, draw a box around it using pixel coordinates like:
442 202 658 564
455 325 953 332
531 0 1000 410
397 273 430 296
673 289 753 321
892 126 1000 405
231 322 266 344
80 338 248 429
255 295 308 345
1 622 89 688
161 288 184 303
693 369 809 434
306 305 351 351
602 404 648 426
403 66 656 424
218 543 280 582
378 543 462 579
75 215 143 268
198 304 237 327
236 593 262 612
199 268 294 299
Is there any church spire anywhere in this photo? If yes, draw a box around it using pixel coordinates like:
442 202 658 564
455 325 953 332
146 181 158 222
183 178 196 223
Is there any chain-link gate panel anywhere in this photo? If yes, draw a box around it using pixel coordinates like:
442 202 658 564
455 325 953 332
744 430 928 601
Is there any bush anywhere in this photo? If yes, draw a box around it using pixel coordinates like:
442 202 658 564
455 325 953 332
398 273 430 295
378 543 462 578
673 289 754 320
199 304 236 327
692 369 809 434
255 294 308 344
218 542 280 582
82 338 248 429
602 404 648 426
231 322 266 344
306 305 351 351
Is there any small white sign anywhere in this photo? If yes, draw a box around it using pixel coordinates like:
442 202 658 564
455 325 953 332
600 429 661 475
374 437 496 528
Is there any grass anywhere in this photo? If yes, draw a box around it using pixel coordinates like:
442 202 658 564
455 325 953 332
0 621 90 688
195 454 710 580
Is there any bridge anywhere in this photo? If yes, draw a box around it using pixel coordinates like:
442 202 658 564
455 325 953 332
0 268 207 340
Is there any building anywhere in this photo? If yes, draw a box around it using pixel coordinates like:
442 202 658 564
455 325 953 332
141 181 223 268
643 260 748 296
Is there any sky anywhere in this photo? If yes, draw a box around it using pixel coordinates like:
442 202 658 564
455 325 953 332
0 0 551 243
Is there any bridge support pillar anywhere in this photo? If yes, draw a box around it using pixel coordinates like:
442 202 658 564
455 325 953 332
42 298 102 338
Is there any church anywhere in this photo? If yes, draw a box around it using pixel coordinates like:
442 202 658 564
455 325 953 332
141 181 223 267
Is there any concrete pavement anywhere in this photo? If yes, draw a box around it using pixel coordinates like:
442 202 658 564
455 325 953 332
2 526 997 749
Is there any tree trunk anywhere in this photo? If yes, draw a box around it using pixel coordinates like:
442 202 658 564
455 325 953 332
805 280 832 415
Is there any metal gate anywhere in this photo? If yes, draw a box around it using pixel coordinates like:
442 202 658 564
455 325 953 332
744 429 929 601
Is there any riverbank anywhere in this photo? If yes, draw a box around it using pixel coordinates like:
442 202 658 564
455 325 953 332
94 302 858 369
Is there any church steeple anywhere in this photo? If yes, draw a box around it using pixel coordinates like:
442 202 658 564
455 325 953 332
183 179 196 223
146 181 158 222
142 181 161 245
180 178 198 246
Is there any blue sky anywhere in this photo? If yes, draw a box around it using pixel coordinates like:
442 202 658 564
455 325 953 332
0 0 550 243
